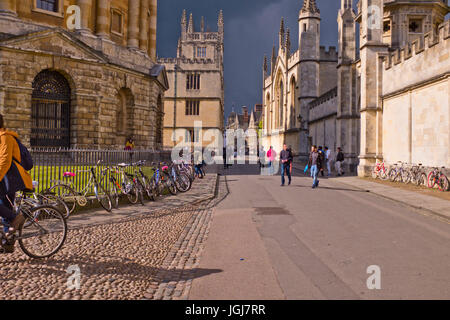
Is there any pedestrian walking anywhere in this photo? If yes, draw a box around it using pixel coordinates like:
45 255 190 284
280 144 293 186
267 146 277 175
288 145 293 175
318 146 325 177
0 114 33 252
325 146 332 176
307 145 322 189
335 147 345 176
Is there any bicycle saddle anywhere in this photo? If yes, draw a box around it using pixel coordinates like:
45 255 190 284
63 172 76 178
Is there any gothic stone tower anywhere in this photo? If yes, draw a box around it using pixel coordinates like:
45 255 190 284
337 0 360 172
159 10 225 149
298 0 321 160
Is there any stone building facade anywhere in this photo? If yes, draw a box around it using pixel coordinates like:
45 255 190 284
158 10 224 150
261 0 338 160
0 0 168 149
262 0 449 175
226 105 263 154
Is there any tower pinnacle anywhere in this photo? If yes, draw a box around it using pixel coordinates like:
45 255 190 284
187 13 194 33
301 0 320 14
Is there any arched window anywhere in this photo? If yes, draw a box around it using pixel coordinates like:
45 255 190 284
290 77 296 128
279 80 284 129
31 70 71 148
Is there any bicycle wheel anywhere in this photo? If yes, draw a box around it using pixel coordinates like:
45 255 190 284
416 172 427 187
438 174 449 192
149 177 160 200
18 205 67 259
47 184 77 215
389 169 397 182
175 173 192 193
38 193 70 219
135 179 145 206
94 183 112 212
109 179 120 209
125 179 139 204
371 166 379 179
401 170 410 184
165 174 177 195
427 172 437 189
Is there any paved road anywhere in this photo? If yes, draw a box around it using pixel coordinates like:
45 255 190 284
189 164 450 300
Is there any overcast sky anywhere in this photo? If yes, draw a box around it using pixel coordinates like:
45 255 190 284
157 0 354 120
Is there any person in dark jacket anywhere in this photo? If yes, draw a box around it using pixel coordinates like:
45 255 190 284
308 145 322 188
280 144 293 186
335 147 345 176
318 146 325 177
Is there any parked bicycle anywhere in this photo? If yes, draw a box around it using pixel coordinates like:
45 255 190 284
427 167 450 192
46 160 113 214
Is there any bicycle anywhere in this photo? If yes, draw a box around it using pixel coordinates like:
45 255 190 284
371 161 389 180
1 193 67 259
149 162 177 199
389 162 409 183
47 160 113 214
427 167 449 192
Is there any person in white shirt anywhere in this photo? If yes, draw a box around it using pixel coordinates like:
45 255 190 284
325 146 332 177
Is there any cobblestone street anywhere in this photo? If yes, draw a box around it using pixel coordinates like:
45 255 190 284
0 174 220 300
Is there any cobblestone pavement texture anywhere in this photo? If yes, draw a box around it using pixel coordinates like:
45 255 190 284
143 175 229 300
0 174 219 300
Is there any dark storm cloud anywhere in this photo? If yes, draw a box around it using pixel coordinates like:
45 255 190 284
157 0 349 120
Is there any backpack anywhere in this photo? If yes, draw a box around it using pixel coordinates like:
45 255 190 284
13 137 33 171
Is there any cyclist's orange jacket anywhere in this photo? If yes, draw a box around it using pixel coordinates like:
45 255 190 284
0 129 33 192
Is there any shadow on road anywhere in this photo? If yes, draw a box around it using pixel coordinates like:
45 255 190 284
293 185 370 193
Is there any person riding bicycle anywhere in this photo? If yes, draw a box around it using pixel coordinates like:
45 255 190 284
0 114 33 249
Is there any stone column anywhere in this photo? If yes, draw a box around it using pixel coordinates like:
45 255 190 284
149 0 158 60
139 0 149 52
0 0 16 15
357 0 389 177
77 0 93 32
96 0 110 38
127 0 140 49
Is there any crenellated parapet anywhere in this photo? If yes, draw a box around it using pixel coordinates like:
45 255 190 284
384 20 450 70
158 57 216 65
320 46 338 62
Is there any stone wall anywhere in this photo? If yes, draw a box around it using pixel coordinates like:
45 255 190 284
0 30 164 149
308 87 338 153
381 20 450 168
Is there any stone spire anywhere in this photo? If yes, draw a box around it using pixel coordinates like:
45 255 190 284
201 16 205 32
263 55 268 74
187 13 194 33
285 28 291 55
279 18 285 48
301 0 320 14
181 9 187 34
218 10 224 34
271 45 276 73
